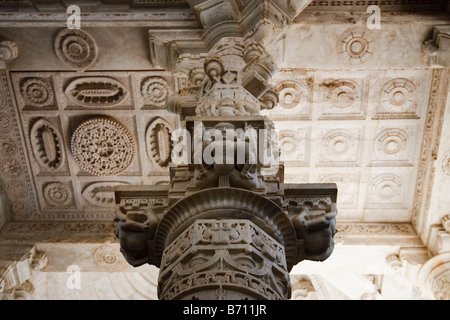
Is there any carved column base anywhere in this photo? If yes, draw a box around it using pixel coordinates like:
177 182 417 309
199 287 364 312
158 219 291 300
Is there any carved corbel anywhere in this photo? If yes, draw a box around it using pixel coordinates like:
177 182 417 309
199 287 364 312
0 245 47 300
0 41 19 69
423 25 450 68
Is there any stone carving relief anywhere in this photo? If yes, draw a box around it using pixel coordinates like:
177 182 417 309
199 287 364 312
158 219 291 300
82 181 129 208
441 151 450 176
262 76 312 120
366 173 407 209
318 78 366 119
278 127 309 166
371 126 416 166
0 41 19 68
54 29 97 70
0 136 17 157
145 117 173 170
64 77 128 107
377 78 418 118
93 245 125 271
0 158 22 179
71 118 136 176
0 112 12 134
42 181 74 208
141 76 172 108
317 127 361 166
30 118 65 172
336 27 375 65
20 77 54 109
317 172 360 209
432 270 450 300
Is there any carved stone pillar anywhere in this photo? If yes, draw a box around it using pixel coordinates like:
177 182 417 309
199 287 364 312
0 244 47 300
115 0 337 300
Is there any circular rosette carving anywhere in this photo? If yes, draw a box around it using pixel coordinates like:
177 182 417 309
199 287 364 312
276 81 302 109
336 27 375 65
375 128 407 156
154 187 297 270
326 79 360 109
0 136 17 157
380 78 416 113
141 76 172 107
30 119 64 171
54 29 97 70
20 78 54 108
71 118 136 176
0 158 22 178
42 182 73 207
93 245 124 271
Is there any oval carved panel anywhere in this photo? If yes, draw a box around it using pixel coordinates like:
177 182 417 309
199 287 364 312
30 119 64 171
82 181 129 208
65 77 128 107
146 118 173 169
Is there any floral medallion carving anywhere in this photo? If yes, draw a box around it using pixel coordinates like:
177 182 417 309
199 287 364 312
20 78 54 108
42 182 73 207
141 76 172 107
336 28 375 65
0 136 17 157
0 112 12 134
65 77 128 107
10 200 31 220
93 245 124 271
433 270 450 300
30 119 64 171
277 81 302 109
54 29 97 70
0 158 22 179
6 180 27 199
71 118 136 176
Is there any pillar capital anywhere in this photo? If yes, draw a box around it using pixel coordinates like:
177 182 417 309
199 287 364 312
0 41 18 69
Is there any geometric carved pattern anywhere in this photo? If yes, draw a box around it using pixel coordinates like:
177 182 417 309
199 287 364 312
336 27 375 65
70 118 136 176
54 29 97 70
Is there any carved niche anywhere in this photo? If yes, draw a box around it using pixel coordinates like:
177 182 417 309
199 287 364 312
70 118 136 176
